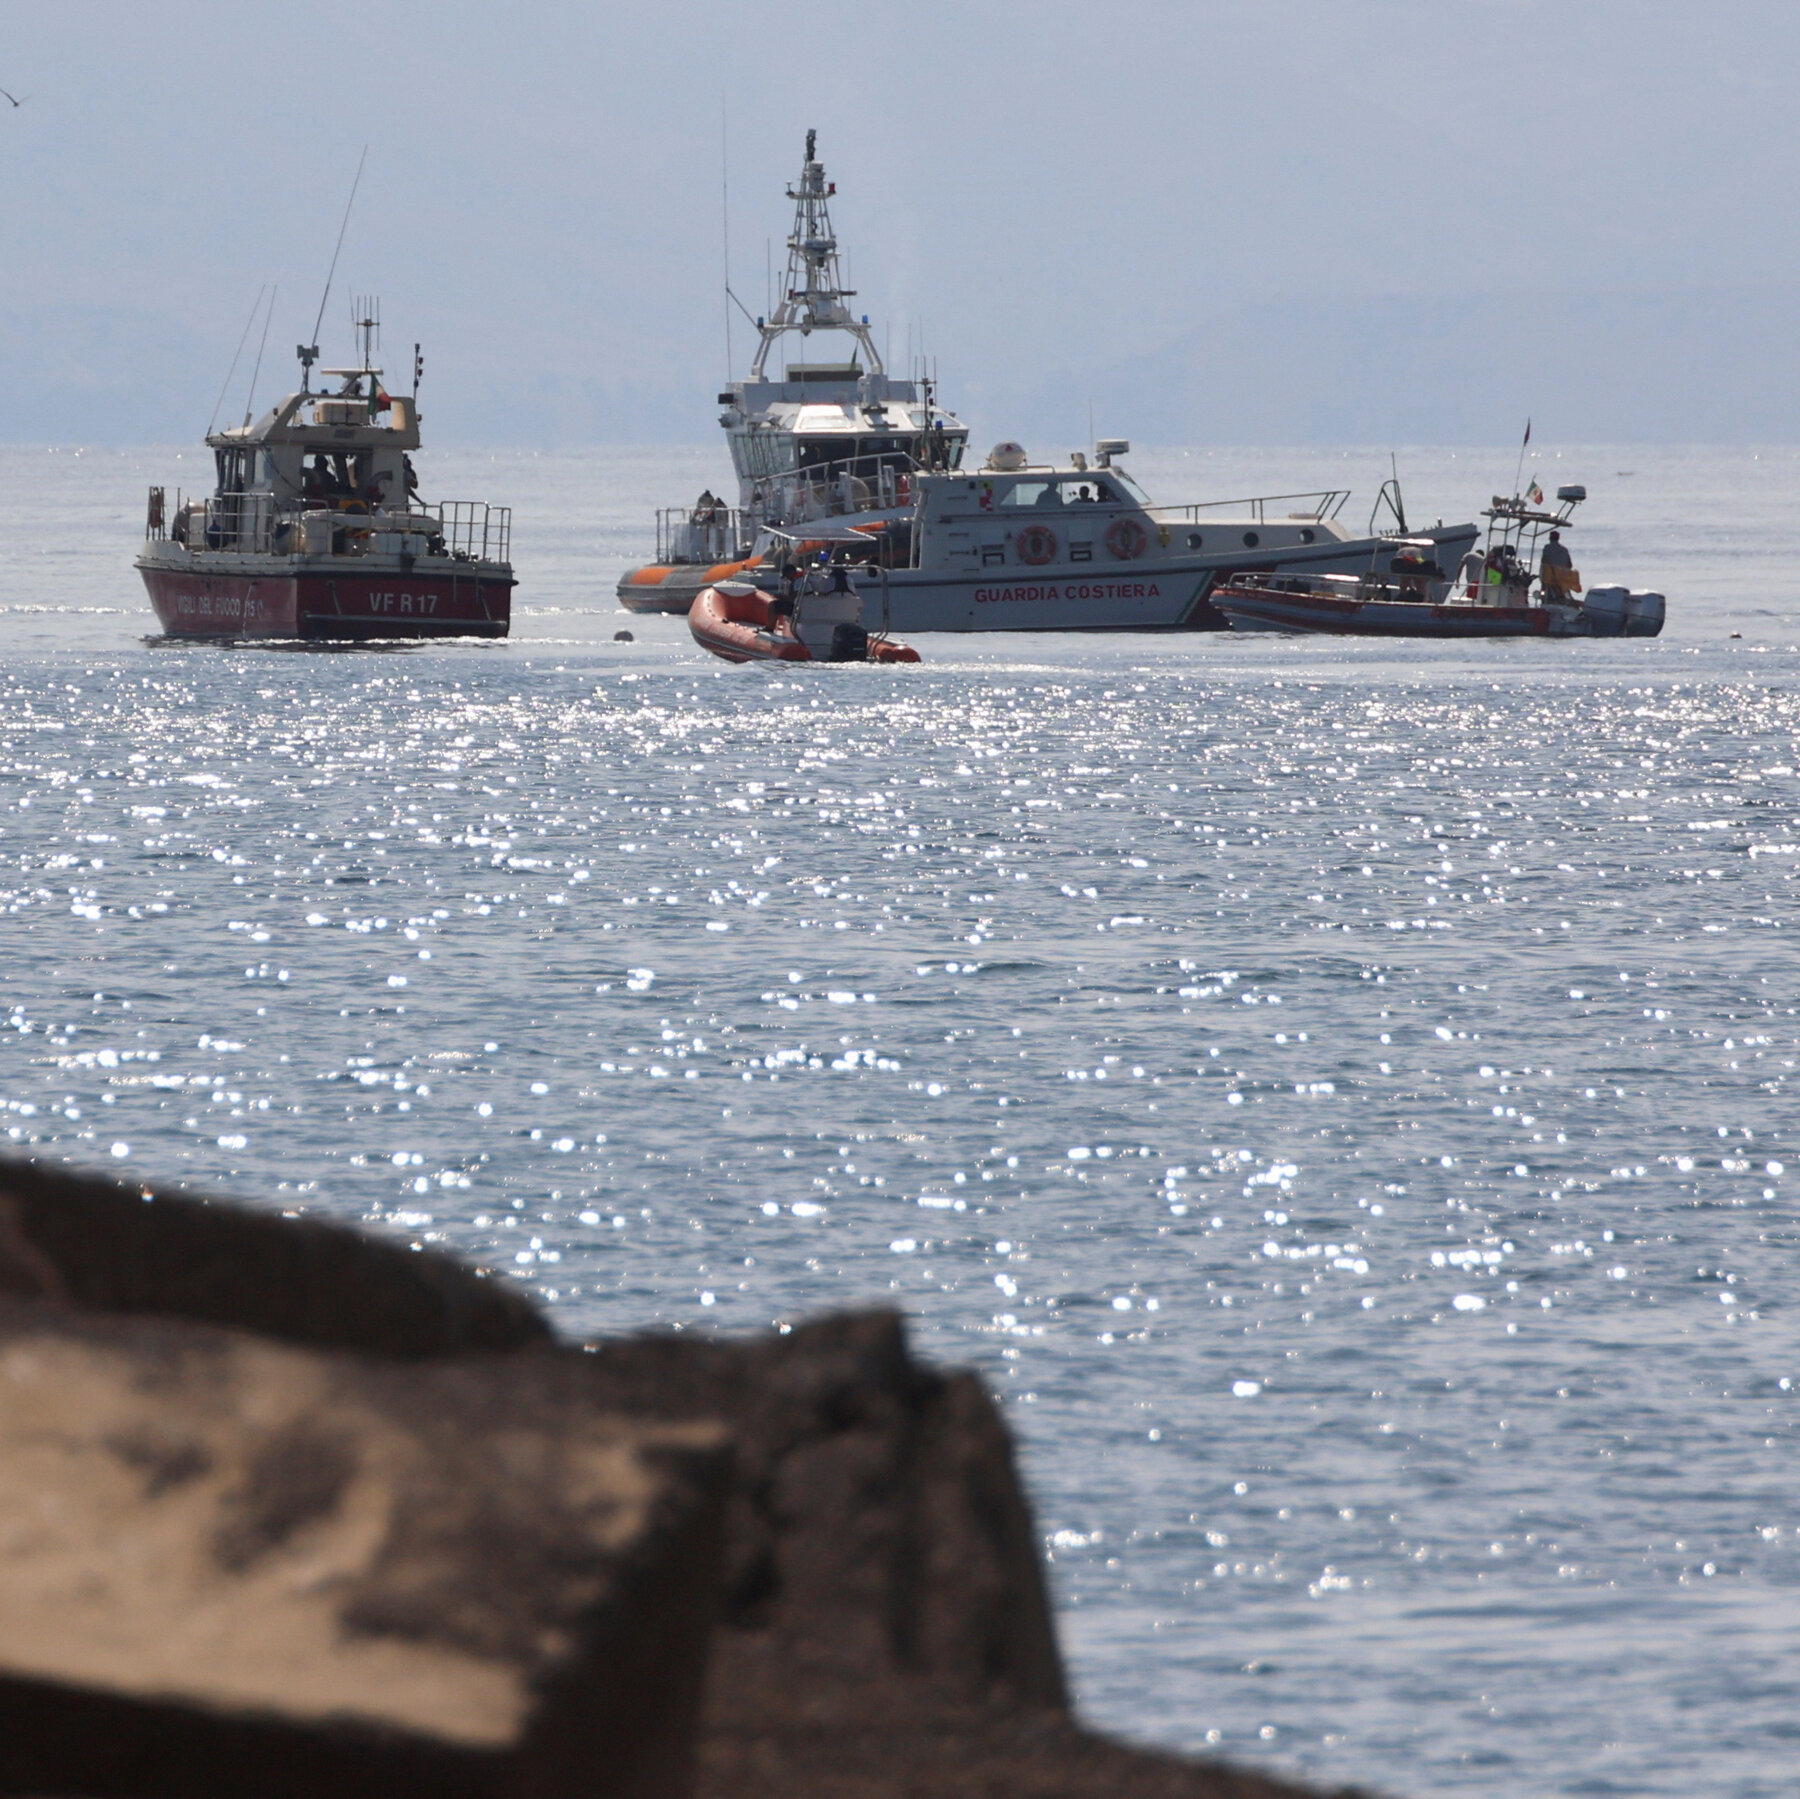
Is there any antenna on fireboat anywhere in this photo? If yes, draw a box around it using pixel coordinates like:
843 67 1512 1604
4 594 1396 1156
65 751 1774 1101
242 283 277 427
299 144 369 393
351 294 380 372
208 285 268 436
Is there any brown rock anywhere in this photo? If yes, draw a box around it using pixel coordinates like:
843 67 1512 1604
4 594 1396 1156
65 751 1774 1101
551 1309 1064 1716
555 1314 1370 1799
0 1154 546 1358
0 1298 729 1799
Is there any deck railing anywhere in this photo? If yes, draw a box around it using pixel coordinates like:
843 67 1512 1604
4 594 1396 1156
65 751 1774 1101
146 487 510 564
1155 489 1352 525
435 502 511 564
202 491 278 553
656 505 751 564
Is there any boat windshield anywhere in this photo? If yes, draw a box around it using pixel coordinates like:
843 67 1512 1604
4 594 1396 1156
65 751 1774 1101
1105 469 1152 504
998 475 1138 508
797 435 917 476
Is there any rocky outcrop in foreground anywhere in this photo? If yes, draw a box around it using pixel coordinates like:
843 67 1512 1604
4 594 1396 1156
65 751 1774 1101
0 1156 1371 1799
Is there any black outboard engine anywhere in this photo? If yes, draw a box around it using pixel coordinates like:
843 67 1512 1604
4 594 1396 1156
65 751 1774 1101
830 622 871 661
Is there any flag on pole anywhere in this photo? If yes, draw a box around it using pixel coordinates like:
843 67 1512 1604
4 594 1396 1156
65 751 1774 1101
1526 480 1544 506
1523 419 1532 446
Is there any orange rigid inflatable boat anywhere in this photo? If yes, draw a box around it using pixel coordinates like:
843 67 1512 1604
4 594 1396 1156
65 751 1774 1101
688 578 920 664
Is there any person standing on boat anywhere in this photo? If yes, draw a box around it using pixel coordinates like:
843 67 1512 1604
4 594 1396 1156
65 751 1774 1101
1539 530 1577 599
1458 546 1487 599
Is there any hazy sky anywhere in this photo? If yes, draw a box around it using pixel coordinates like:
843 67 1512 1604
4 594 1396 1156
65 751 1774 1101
6 1 1799 445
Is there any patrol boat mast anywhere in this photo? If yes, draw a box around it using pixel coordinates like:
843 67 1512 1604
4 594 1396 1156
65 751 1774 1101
617 131 970 612
748 128 883 388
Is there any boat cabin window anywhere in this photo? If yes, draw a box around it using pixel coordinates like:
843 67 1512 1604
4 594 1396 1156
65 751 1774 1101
298 450 397 506
999 476 1128 507
734 432 799 481
797 437 847 471
304 453 353 501
736 427 965 483
796 435 925 479
214 448 251 493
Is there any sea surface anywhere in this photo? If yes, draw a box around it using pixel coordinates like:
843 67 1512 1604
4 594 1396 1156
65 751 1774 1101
3 441 1799 1797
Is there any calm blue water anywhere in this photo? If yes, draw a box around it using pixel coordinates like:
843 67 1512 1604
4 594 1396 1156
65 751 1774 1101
4 442 1800 1797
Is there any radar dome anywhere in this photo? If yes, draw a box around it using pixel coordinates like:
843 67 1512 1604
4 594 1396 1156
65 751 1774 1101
985 442 1027 472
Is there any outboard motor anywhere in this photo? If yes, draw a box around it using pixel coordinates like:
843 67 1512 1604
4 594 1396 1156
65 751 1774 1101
1623 591 1666 637
830 622 871 661
793 586 864 657
1581 585 1629 637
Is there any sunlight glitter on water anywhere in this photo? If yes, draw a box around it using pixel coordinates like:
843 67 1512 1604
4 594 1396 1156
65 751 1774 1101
4 444 1800 1798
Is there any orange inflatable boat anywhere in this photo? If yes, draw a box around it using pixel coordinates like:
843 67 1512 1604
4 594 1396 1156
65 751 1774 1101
688 579 921 664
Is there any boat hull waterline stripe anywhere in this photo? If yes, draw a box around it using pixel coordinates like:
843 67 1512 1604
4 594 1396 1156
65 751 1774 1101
140 565 513 640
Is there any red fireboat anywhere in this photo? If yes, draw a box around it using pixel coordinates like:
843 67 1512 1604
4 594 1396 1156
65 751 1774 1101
137 309 513 640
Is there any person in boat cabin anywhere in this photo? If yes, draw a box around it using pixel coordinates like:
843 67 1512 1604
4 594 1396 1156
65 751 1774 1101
1539 530 1576 597
304 455 341 502
350 453 390 509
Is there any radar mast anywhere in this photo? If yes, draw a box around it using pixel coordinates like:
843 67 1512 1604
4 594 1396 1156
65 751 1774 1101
748 131 882 381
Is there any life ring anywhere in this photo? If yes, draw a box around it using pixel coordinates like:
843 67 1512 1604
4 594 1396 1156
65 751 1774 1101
1016 524 1057 567
1106 516 1149 561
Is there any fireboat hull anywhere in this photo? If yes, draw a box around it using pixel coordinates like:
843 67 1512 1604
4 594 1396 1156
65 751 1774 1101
137 553 513 640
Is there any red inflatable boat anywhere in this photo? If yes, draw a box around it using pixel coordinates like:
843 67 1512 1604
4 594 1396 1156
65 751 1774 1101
688 579 921 664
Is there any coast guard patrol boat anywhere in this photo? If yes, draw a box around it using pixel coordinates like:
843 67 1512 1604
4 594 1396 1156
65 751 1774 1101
816 443 1478 633
618 130 969 614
